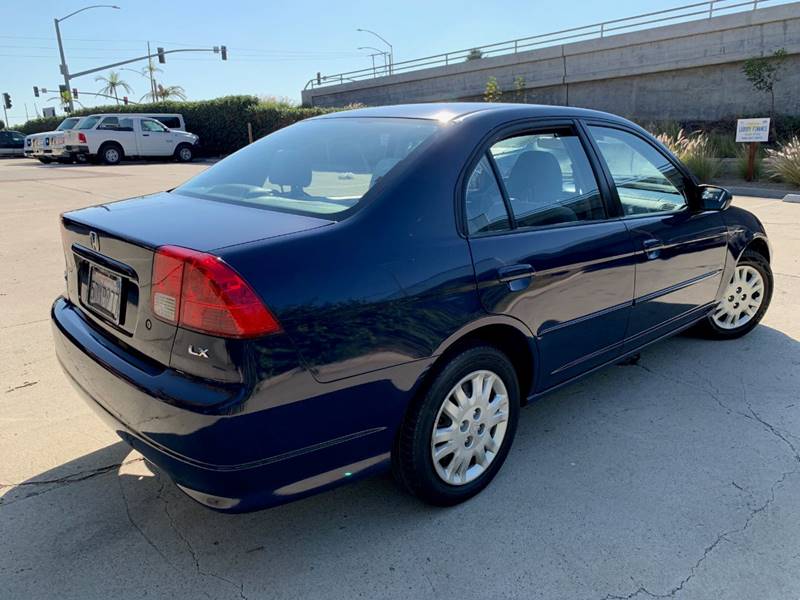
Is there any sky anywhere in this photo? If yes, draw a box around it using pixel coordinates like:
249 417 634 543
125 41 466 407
2 0 709 125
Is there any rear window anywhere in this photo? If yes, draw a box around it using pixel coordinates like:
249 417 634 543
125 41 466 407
174 117 440 217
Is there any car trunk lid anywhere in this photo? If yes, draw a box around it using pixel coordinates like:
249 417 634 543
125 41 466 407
61 191 331 369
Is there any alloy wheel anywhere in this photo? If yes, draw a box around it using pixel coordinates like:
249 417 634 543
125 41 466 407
712 265 764 330
430 369 510 486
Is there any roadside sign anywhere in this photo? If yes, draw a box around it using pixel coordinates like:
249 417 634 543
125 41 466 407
736 118 770 142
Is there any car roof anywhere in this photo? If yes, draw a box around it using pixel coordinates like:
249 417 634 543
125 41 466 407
314 102 625 123
82 113 181 118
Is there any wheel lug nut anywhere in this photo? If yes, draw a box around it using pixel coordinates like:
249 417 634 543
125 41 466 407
460 420 469 432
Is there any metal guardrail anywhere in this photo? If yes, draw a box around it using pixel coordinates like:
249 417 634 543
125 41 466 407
305 0 787 89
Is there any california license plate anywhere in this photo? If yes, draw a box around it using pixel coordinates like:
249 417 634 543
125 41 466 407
88 266 122 322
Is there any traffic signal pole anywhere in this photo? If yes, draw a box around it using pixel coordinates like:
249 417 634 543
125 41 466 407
54 18 74 113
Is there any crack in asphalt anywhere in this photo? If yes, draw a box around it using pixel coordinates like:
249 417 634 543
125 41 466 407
0 458 144 506
596 468 797 599
4 381 38 393
594 359 800 599
154 472 248 600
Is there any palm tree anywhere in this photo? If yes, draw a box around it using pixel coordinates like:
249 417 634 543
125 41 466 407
95 71 133 105
140 84 187 102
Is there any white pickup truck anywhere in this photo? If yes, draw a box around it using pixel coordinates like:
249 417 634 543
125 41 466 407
25 117 82 162
53 113 199 165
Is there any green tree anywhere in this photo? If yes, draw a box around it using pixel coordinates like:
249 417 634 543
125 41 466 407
0 119 5 130
514 76 527 103
484 77 502 103
466 48 483 61
95 71 133 105
141 84 187 102
742 48 787 118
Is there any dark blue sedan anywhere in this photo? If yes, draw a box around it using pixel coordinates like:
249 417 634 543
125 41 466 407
52 103 772 511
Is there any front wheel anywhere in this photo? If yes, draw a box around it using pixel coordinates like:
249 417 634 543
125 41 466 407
393 345 520 506
37 157 52 164
696 249 772 339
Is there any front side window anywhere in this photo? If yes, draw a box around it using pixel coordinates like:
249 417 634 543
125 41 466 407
489 129 606 228
176 117 440 217
588 126 687 216
141 119 168 132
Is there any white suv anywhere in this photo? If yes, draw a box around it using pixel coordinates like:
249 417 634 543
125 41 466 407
54 113 199 165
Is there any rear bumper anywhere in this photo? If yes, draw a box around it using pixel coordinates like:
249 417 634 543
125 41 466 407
51 145 89 159
51 297 393 512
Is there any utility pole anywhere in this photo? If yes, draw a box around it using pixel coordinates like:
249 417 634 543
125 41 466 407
54 17 73 112
53 5 121 113
147 41 157 100
24 103 30 121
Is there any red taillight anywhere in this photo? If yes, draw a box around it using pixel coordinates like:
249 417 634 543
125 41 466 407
151 245 280 338
78 133 87 144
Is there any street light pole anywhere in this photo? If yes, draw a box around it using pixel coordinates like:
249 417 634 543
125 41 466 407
358 46 389 76
357 29 393 75
54 5 120 113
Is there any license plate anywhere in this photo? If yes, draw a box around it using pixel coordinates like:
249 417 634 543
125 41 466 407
88 266 122 322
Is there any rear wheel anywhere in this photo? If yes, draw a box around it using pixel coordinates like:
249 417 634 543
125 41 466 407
696 249 772 339
393 345 520 506
100 143 123 165
175 144 194 162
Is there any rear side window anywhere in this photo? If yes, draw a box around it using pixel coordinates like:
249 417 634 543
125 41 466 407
469 128 606 232
465 156 510 234
97 117 133 131
175 117 440 217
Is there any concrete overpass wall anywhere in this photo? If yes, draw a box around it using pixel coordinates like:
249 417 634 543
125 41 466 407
301 3 800 121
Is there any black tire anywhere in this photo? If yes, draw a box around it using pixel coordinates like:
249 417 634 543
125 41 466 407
694 249 773 339
175 144 194 162
99 143 123 165
393 345 520 506
37 157 52 164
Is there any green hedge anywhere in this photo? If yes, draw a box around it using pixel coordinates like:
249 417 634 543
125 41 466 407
12 95 335 156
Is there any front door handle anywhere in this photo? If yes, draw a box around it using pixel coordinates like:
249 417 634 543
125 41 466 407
642 238 663 260
497 263 534 291
142 133 150 137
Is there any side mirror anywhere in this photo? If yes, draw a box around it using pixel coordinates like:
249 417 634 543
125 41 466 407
696 184 732 211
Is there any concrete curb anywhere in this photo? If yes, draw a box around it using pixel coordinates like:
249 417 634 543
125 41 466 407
726 186 789 200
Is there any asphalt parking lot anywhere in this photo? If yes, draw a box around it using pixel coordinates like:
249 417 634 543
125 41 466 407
1 156 798 600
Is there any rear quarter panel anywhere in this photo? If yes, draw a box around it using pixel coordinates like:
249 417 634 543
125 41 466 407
217 122 490 383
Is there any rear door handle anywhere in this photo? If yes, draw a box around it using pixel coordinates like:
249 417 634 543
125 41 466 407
642 238 663 260
142 133 150 137
497 264 534 290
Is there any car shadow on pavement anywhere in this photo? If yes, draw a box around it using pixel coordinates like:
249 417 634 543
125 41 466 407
3 324 799 599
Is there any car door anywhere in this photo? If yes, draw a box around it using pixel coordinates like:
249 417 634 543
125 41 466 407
466 122 637 390
97 116 136 155
0 131 10 156
138 118 175 156
584 123 728 348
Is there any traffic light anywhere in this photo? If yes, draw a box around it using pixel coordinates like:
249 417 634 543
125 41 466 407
72 88 79 99
220 45 227 60
33 86 40 98
3 93 12 110
157 47 166 64
123 96 129 105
